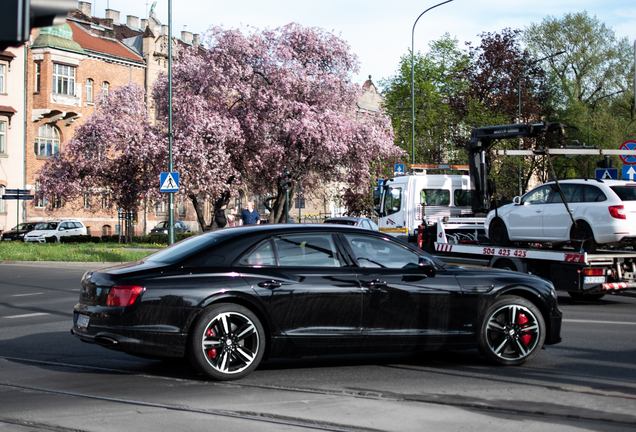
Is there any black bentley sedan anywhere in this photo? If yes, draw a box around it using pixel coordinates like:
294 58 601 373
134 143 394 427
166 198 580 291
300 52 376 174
72 224 562 381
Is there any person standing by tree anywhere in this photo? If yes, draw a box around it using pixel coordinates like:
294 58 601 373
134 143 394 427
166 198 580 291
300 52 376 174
214 202 228 228
240 201 260 225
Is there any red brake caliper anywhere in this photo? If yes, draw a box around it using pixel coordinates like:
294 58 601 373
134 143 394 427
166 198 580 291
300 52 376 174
206 328 217 359
518 313 531 345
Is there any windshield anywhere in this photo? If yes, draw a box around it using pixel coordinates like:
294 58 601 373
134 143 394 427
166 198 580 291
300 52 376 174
13 223 34 231
155 221 170 229
36 223 58 230
383 186 402 216
326 220 356 226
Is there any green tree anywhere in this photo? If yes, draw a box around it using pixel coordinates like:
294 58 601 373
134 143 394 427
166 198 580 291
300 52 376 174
524 11 635 176
380 34 470 165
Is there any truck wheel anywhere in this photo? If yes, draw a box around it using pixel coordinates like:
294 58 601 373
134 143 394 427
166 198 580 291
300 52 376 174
567 291 606 301
571 222 597 253
489 219 510 246
188 303 265 381
478 295 545 366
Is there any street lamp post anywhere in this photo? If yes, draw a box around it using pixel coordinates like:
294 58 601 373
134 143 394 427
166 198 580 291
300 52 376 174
411 0 454 165
516 51 565 195
167 0 174 245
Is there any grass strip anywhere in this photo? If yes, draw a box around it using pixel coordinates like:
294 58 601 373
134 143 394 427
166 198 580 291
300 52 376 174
0 242 161 262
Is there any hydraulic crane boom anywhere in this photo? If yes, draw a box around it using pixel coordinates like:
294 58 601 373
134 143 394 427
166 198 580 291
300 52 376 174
467 122 565 214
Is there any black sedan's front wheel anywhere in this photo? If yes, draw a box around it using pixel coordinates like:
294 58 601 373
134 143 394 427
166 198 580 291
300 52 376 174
188 303 265 380
478 296 545 366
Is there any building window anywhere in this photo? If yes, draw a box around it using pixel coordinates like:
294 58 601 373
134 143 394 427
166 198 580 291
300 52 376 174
34 62 41 93
34 123 60 156
102 225 112 235
0 120 5 154
51 194 63 209
102 81 109 97
35 181 47 208
86 78 93 103
52 63 75 95
84 193 91 209
0 63 5 93
101 194 109 209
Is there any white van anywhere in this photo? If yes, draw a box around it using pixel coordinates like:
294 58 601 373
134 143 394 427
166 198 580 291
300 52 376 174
377 172 473 243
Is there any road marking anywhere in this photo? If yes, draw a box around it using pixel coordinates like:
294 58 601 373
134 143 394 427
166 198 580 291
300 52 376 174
12 293 43 297
3 313 49 319
564 319 636 326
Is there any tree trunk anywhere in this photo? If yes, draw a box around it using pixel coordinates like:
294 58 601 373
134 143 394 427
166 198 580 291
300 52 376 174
188 192 211 232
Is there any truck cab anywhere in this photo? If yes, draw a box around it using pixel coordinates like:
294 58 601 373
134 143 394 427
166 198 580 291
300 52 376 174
377 170 473 243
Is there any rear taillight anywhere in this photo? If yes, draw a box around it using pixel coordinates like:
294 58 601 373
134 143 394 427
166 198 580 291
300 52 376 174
106 285 145 307
584 268 604 276
608 205 626 219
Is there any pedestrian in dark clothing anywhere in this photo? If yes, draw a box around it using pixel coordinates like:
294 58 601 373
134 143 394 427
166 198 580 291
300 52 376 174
214 202 228 228
240 200 260 225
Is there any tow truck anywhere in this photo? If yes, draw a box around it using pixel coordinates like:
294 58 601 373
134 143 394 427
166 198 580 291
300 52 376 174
377 122 636 300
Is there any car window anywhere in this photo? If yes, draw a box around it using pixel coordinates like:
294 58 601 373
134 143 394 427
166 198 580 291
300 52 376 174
245 241 277 267
60 222 71 229
368 220 379 230
274 234 340 267
74 222 84 228
583 185 606 202
610 185 636 201
344 234 420 269
360 220 370 229
454 190 473 207
522 185 552 205
156 221 169 229
421 189 450 206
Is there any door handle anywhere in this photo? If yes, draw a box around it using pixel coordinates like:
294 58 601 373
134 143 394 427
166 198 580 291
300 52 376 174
362 279 387 289
258 280 282 289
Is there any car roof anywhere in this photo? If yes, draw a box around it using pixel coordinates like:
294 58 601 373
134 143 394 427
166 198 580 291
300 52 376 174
324 217 365 222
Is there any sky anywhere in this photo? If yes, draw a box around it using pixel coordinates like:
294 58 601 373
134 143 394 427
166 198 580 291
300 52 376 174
92 0 635 88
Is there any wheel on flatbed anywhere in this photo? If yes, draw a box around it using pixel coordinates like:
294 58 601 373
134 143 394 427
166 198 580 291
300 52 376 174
571 222 597 253
567 291 606 301
489 218 510 247
478 295 545 366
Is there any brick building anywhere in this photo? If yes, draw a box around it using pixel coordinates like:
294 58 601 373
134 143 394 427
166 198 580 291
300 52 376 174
0 46 26 233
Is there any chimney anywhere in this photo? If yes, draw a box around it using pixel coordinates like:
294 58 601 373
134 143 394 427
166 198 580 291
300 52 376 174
78 1 91 16
127 15 139 29
193 34 200 46
181 25 192 44
105 9 120 25
161 25 169 36
141 19 148 30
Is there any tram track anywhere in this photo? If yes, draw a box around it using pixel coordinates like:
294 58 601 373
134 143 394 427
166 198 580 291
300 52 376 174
1 355 636 429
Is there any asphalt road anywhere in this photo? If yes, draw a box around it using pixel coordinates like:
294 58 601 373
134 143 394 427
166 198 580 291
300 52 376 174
1 262 635 432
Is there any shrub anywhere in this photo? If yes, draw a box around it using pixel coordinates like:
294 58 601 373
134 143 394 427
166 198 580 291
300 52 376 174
61 235 101 244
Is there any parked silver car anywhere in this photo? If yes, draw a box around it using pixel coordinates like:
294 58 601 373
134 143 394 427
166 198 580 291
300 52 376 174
24 220 87 243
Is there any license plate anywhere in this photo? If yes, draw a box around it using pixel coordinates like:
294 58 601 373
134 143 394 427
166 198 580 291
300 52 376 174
3 238 11 241
584 276 605 284
76 314 90 329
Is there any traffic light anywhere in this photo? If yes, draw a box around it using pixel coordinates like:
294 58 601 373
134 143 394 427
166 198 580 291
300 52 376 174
0 0 76 50
281 172 291 190
596 156 612 169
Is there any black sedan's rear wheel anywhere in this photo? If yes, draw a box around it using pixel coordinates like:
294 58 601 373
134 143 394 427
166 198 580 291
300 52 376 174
478 295 545 366
188 303 265 381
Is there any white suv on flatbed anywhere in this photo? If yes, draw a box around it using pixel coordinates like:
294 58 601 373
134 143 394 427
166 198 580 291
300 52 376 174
485 179 636 252
24 220 87 243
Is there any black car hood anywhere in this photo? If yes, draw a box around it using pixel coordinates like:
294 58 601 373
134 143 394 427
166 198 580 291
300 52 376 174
446 264 553 289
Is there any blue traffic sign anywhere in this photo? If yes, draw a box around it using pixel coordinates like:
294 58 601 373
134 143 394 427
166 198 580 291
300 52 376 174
623 165 636 181
160 172 179 192
394 164 405 174
595 168 618 180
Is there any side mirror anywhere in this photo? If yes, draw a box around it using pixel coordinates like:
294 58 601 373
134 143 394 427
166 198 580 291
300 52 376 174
418 256 436 277
513 196 521 205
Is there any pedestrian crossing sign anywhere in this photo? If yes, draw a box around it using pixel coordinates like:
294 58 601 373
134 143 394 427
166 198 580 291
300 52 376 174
160 172 179 192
